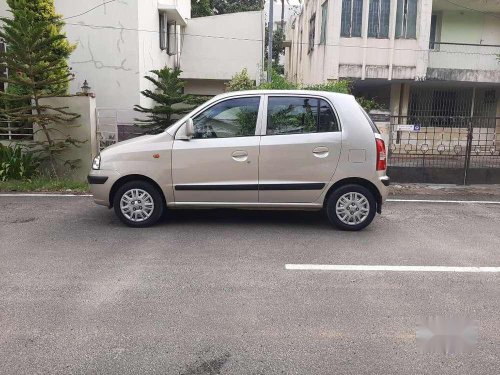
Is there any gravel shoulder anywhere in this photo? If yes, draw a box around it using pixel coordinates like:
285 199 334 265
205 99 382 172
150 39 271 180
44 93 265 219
389 183 500 199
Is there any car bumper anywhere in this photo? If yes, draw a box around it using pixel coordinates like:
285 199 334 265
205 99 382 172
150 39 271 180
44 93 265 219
377 175 390 206
87 169 121 207
87 176 108 184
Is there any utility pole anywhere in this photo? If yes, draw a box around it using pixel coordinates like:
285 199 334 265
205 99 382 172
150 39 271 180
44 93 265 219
267 0 274 82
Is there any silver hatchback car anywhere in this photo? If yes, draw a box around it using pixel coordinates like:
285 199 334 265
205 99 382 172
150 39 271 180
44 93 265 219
88 90 389 230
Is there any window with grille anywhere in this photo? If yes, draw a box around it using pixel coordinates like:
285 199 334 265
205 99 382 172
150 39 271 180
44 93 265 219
159 13 168 50
429 14 440 49
368 0 390 38
320 1 328 45
408 87 472 127
167 23 178 56
308 14 316 53
395 0 417 39
341 0 363 38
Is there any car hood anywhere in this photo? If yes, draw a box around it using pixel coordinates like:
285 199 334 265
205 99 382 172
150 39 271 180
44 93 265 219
100 132 173 158
102 134 156 152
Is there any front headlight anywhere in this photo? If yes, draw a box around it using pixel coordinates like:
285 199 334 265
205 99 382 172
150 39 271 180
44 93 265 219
92 155 101 170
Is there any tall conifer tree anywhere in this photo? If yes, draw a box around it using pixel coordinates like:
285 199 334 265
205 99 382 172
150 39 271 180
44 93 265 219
0 0 80 176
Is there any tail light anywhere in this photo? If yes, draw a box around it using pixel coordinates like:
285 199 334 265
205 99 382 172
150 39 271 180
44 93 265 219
376 138 387 171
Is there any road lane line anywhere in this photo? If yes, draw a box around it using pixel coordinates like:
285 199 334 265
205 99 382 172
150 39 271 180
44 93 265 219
387 199 500 204
0 193 92 197
285 264 500 273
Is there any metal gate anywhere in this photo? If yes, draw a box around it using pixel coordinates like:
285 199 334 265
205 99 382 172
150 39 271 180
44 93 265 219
96 108 147 151
386 86 500 184
387 115 500 184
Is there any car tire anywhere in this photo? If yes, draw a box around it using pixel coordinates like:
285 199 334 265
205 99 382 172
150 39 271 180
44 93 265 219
326 184 377 231
113 180 164 228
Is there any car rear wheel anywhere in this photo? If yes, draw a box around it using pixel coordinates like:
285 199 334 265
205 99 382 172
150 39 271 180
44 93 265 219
113 180 164 228
326 184 376 231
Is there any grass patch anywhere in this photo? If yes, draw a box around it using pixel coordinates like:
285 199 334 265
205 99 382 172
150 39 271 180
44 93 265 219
0 178 89 193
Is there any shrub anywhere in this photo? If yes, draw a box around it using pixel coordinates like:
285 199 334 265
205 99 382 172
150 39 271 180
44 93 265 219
258 70 299 90
227 69 384 111
226 68 256 92
304 80 351 94
0 143 39 181
356 96 382 112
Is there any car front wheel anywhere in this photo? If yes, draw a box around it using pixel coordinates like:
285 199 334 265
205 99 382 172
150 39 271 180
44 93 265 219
326 184 376 231
113 180 164 228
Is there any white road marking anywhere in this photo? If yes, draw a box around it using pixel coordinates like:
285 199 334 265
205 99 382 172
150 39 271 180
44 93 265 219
0 193 92 197
285 264 500 273
387 199 500 204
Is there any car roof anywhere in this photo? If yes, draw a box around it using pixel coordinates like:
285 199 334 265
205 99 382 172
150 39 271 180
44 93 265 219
212 90 354 101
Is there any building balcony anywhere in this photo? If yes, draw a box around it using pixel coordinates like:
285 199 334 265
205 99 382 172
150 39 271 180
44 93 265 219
157 0 190 25
427 42 500 83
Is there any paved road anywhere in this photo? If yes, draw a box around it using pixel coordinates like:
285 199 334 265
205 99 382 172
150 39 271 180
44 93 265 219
0 195 499 374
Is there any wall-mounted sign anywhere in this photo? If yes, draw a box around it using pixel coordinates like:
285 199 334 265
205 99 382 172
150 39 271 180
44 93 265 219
396 124 421 132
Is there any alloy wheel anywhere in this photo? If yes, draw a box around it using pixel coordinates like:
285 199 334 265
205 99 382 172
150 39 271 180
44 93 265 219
335 192 370 225
120 188 155 222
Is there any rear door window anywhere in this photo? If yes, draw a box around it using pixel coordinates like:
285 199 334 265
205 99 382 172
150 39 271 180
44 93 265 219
266 96 339 135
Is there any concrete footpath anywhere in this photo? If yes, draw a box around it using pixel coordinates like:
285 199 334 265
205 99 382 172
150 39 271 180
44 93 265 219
389 183 500 200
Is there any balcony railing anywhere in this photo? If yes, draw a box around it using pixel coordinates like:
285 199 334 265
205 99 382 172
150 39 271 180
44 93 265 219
428 42 500 72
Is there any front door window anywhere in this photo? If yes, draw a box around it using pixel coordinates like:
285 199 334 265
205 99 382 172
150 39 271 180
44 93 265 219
193 97 260 139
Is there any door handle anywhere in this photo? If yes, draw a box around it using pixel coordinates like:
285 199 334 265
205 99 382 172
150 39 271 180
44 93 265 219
232 150 248 162
312 146 329 158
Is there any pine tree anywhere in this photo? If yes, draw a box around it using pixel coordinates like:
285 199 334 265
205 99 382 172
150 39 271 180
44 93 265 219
0 0 80 176
191 0 213 18
134 67 194 134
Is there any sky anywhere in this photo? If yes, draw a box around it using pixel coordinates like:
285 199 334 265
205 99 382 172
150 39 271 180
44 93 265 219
264 0 302 23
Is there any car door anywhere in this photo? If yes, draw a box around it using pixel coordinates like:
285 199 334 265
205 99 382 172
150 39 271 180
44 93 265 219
172 96 263 203
258 95 342 203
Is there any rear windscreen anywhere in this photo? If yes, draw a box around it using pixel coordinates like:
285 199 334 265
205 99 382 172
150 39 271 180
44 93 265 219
359 105 380 134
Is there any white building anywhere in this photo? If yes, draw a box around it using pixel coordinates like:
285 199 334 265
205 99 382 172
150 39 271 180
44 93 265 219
0 0 264 136
285 0 500 120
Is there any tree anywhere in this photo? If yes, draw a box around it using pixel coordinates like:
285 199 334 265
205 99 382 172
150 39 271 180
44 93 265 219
134 67 194 134
192 0 263 17
212 0 263 15
191 0 213 18
226 68 256 91
227 68 381 111
258 69 298 89
0 0 81 176
3 0 74 95
265 25 285 74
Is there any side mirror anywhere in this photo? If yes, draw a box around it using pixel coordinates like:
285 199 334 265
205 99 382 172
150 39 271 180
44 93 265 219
185 118 194 138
